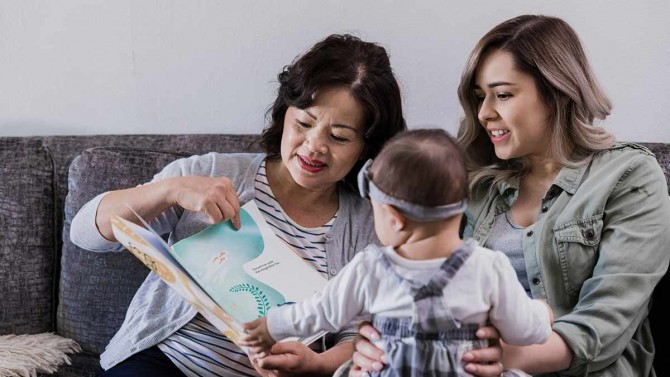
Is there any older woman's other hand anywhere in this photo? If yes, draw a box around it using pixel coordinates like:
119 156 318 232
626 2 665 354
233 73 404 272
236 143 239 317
252 341 320 377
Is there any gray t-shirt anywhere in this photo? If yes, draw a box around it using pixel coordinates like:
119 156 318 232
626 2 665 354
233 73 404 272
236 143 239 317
486 211 530 296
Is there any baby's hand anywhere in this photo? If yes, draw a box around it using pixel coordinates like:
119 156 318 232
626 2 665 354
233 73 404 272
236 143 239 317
240 317 276 358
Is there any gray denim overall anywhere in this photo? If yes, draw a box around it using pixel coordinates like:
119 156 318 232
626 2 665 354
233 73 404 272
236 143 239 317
333 240 531 377
369 240 486 377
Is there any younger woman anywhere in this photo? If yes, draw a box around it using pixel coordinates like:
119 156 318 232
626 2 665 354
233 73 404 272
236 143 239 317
350 15 670 377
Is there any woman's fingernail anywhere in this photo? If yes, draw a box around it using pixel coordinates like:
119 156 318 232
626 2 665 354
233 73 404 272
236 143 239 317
380 355 388 363
464 363 476 372
476 329 485 337
370 333 380 341
372 362 383 371
462 352 473 361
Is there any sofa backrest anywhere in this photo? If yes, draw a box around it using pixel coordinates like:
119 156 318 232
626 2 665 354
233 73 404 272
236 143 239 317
638 143 670 373
0 138 56 335
0 136 668 370
639 143 670 193
0 134 259 344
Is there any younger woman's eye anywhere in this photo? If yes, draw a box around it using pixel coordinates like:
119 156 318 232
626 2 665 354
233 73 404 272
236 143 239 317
497 92 512 100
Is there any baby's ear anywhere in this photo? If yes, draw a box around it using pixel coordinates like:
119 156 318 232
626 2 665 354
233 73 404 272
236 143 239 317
383 204 406 231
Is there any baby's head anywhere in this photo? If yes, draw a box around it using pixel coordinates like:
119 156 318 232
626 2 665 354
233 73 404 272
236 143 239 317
358 129 468 245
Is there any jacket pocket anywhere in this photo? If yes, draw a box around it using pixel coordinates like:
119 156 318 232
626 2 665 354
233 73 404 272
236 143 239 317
553 215 603 296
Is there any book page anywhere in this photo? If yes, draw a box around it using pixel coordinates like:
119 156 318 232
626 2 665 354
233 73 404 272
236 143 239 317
171 201 328 344
110 215 246 344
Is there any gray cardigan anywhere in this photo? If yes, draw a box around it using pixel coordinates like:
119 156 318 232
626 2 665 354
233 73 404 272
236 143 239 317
70 153 378 370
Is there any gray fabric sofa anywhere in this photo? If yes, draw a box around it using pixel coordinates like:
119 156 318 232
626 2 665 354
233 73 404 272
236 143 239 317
0 134 260 376
0 135 667 376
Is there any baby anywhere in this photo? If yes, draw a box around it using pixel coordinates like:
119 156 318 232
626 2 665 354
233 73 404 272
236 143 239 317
241 129 553 376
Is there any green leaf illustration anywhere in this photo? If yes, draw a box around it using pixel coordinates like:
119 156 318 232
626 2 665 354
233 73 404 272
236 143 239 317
229 283 271 317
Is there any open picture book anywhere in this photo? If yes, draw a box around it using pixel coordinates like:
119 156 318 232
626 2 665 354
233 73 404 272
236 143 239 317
109 201 328 350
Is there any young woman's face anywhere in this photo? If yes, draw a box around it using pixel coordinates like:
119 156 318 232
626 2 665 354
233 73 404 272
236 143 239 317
474 49 553 161
280 86 366 191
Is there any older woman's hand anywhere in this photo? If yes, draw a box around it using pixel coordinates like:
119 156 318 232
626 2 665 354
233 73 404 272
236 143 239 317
168 176 241 228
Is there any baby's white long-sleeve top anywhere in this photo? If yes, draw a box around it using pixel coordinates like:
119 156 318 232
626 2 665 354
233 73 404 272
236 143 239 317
267 243 552 346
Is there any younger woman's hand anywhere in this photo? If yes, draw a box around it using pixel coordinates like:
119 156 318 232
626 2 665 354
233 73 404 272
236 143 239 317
168 176 241 228
462 325 504 377
349 323 505 377
349 322 386 376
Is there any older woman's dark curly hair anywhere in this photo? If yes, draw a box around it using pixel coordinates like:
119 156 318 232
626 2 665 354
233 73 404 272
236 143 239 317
257 34 407 190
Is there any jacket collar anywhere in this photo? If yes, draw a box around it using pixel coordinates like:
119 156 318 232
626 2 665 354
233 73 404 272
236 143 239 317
494 154 593 199
552 154 593 195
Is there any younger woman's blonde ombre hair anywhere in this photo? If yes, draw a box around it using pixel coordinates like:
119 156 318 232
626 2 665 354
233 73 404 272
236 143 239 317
457 15 615 191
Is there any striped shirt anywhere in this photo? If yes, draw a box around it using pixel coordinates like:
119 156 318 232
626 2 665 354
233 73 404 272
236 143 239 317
158 159 335 377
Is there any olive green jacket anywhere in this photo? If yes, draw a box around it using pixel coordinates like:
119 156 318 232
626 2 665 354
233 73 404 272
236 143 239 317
463 143 670 376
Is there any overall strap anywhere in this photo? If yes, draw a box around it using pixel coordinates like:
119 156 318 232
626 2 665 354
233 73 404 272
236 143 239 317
413 239 476 332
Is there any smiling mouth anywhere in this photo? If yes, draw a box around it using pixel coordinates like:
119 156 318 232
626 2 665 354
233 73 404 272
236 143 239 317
298 155 327 172
490 129 509 137
299 155 325 166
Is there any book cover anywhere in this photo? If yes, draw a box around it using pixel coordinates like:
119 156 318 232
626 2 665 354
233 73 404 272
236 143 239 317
110 201 327 347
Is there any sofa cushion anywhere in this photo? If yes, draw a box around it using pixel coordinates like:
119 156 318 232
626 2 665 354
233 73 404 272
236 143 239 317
0 139 56 335
58 147 190 354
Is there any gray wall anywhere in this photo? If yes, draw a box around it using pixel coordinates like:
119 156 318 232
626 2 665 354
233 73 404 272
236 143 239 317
1 1 668 142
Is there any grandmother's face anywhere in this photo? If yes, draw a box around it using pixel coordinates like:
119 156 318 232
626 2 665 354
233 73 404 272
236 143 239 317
279 86 366 191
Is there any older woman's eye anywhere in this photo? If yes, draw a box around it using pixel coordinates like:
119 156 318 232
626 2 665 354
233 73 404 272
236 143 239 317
295 121 311 129
331 134 350 142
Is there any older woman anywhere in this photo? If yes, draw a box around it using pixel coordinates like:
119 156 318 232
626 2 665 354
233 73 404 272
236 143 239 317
70 33 406 377
350 15 670 377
